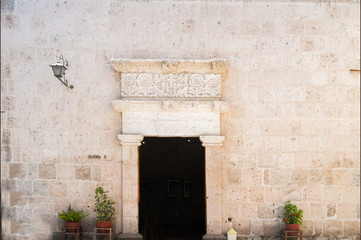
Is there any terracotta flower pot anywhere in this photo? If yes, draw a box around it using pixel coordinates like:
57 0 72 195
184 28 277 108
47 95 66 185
286 224 299 236
96 221 112 233
66 222 80 233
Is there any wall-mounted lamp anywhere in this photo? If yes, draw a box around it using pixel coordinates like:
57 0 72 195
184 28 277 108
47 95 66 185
49 55 73 89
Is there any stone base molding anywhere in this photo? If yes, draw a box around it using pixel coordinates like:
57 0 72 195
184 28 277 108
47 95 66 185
202 234 227 240
117 233 143 240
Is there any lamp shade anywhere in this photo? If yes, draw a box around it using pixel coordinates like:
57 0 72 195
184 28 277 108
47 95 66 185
50 62 67 78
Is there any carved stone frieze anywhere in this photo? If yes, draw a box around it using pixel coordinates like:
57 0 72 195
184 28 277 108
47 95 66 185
121 73 221 99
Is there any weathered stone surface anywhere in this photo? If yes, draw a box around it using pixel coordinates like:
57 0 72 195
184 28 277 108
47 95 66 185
324 186 342 203
263 220 281 237
265 187 282 202
38 164 56 179
57 164 74 180
9 163 26 179
233 220 251 235
102 164 121 181
337 204 358 219
263 169 269 185
49 181 66 197
270 169 291 186
314 220 323 236
323 220 343 236
282 187 302 202
251 220 263 236
238 203 257 220
309 169 325 185
1 0 15 13
342 186 360 204
32 180 49 196
10 192 27 207
341 153 360 168
303 187 322 202
351 169 360 186
344 220 360 235
1 146 12 162
91 165 101 181
258 153 277 168
245 168 263 186
273 203 284 219
27 163 37 180
257 202 274 219
249 187 264 202
227 168 242 185
75 165 91 180
41 149 59 164
310 203 326 220
327 203 336 217
301 220 314 236
292 170 308 186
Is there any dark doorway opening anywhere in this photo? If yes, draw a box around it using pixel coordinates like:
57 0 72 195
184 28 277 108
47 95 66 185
139 137 206 240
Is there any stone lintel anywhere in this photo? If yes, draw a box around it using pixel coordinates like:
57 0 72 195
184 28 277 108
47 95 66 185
111 58 228 74
117 134 144 146
112 100 229 113
200 136 225 147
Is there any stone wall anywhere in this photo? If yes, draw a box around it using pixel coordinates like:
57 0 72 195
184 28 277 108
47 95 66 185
1 0 360 239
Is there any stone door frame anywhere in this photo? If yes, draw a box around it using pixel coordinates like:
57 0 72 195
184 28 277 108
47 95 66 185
111 59 228 240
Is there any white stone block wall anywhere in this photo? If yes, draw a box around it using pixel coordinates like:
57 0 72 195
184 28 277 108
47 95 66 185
1 0 360 239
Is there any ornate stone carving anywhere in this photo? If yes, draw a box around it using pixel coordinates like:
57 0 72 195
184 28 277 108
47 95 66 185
121 73 220 99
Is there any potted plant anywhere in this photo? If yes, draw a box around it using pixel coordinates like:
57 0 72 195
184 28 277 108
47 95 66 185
283 201 303 236
58 205 89 232
94 187 115 231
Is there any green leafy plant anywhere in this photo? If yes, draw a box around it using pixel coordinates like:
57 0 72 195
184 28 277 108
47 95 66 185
94 187 115 221
283 201 303 225
58 205 89 222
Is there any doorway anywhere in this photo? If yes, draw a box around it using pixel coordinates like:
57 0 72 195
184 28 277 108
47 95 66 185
139 137 206 240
